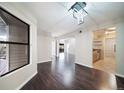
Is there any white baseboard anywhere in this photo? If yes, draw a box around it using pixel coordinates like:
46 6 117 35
38 60 52 63
75 61 93 68
116 73 124 78
16 71 37 90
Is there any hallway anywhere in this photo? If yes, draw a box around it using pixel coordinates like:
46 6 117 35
21 53 123 90
1 2 124 90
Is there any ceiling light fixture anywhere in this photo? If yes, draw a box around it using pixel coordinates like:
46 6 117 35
68 2 88 25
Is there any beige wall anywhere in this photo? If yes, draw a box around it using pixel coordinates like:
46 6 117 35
0 3 37 90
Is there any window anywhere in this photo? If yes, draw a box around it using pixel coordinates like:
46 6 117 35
0 7 30 76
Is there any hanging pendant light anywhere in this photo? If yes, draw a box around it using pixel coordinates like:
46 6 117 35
68 2 88 25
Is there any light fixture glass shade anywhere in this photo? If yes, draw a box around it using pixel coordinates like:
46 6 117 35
68 2 88 25
73 9 87 25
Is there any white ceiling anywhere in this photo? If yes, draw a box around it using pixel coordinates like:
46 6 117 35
16 2 124 37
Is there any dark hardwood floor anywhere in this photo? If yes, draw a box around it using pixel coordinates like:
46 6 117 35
21 53 124 90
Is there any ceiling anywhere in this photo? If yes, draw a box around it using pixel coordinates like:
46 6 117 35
15 2 124 37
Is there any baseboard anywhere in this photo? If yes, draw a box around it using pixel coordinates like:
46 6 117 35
116 73 124 78
38 60 52 63
16 71 37 90
75 61 93 68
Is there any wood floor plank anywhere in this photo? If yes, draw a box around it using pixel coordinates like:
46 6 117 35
21 53 124 90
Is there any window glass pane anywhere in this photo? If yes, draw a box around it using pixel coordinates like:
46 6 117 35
9 44 28 71
0 44 9 75
0 17 8 41
0 44 28 76
0 8 29 43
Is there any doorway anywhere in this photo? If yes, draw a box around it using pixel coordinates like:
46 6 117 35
59 43 64 53
92 27 116 74
52 38 75 63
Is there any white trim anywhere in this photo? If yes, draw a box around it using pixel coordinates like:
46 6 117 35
38 60 52 63
16 71 37 90
1 63 32 78
116 73 124 78
75 61 93 68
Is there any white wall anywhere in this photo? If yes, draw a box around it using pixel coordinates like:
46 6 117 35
116 21 124 76
64 39 69 54
52 39 56 56
56 40 60 57
68 38 75 55
75 30 93 67
37 31 52 63
64 38 75 55
0 3 37 90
